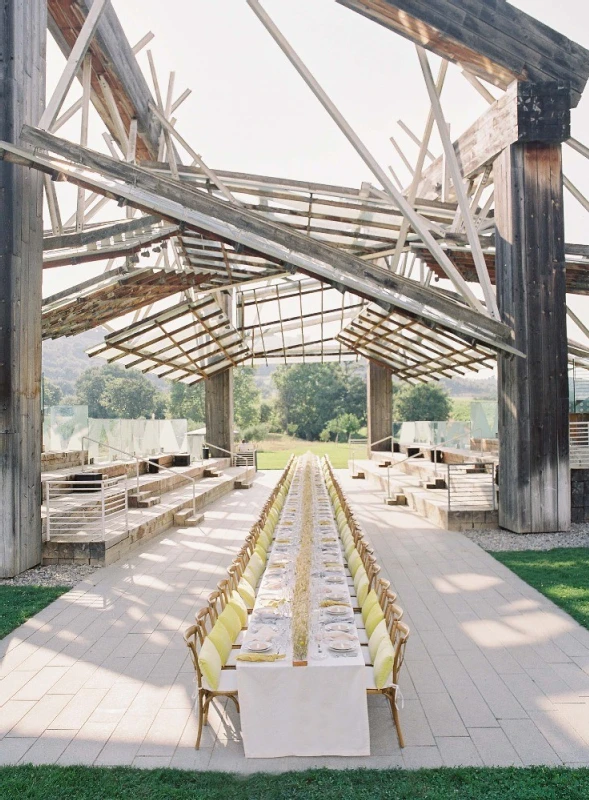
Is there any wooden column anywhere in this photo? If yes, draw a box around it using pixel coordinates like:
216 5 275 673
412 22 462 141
367 361 392 452
0 0 46 576
205 370 234 460
495 142 570 532
205 293 234 460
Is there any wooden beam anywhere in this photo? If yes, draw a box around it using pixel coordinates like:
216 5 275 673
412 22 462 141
416 81 571 199
0 0 45 577
337 0 589 107
47 0 161 158
16 127 518 354
495 142 570 533
367 361 393 451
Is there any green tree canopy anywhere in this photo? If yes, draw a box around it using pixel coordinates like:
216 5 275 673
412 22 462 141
234 367 261 429
320 412 362 442
168 383 205 426
273 364 366 440
75 365 166 419
394 383 452 422
42 377 63 408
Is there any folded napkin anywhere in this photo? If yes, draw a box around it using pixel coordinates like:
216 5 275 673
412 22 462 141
320 599 351 608
236 653 286 662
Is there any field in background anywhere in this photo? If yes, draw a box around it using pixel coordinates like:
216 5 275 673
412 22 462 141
255 434 354 469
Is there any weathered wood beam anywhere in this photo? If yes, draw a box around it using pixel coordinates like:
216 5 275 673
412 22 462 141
495 142 570 533
0 0 45 577
47 0 161 158
14 127 518 355
416 81 571 199
367 362 393 451
43 214 162 251
337 0 589 107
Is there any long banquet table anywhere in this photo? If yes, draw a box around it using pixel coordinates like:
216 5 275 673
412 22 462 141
236 455 370 758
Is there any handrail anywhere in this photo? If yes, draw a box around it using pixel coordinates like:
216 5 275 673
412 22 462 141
203 441 236 462
81 436 198 517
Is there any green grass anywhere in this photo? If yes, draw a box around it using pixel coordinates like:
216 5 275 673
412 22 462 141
1 766 589 799
0 585 69 640
256 436 354 469
490 548 589 630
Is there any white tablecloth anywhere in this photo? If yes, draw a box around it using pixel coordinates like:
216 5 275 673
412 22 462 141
238 654 370 758
236 456 370 758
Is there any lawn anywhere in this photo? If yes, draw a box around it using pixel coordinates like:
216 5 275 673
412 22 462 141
256 434 360 469
490 548 589 630
0 585 69 640
1 766 589 799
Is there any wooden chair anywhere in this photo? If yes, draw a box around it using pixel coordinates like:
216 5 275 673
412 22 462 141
366 621 410 749
184 622 240 750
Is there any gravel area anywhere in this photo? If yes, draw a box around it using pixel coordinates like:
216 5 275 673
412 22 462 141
463 522 589 552
0 564 99 588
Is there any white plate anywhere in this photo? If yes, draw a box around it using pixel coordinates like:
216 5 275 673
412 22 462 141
328 640 356 653
325 605 352 617
247 640 272 652
325 622 353 633
326 576 345 584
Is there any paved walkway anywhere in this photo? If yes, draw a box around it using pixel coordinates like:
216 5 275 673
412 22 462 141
1 470 589 771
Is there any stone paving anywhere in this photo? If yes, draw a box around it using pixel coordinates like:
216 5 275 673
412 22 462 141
1 470 589 771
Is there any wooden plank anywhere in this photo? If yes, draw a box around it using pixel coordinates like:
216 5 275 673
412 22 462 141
337 0 589 107
417 81 571 199
0 0 45 577
47 0 161 158
17 126 517 354
205 294 235 459
495 142 570 533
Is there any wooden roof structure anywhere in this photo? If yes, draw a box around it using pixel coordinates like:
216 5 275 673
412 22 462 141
4 0 589 384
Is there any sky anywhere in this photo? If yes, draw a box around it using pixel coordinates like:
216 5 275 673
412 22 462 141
43 0 589 344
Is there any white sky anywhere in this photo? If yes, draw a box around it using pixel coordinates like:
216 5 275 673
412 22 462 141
44 0 589 345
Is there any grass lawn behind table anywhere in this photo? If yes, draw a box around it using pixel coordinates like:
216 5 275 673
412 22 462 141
0 585 70 640
1 765 589 799
255 434 360 470
490 547 589 631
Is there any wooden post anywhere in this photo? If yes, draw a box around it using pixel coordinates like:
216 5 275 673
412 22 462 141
367 361 392 452
205 293 234 460
0 0 46 576
495 141 570 532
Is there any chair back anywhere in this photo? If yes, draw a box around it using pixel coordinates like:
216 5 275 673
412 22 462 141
184 622 205 689
392 621 410 683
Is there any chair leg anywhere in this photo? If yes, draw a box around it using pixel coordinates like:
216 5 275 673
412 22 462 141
195 691 205 750
203 694 212 726
388 690 405 749
229 693 240 713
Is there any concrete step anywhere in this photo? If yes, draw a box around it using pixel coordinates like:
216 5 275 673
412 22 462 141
133 495 161 509
174 509 205 527
385 493 407 506
352 459 498 531
234 480 253 489
43 464 254 566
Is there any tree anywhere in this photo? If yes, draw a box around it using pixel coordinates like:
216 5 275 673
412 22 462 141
101 376 166 419
394 383 452 422
321 413 362 442
168 382 205 426
42 377 63 407
273 364 366 440
234 367 260 429
75 364 166 419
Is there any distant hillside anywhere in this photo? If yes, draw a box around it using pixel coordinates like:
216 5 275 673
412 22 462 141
43 329 168 398
42 329 106 397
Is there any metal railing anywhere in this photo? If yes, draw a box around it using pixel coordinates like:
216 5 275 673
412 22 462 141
447 463 497 511
81 437 198 517
45 476 128 541
202 441 253 467
571 422 589 468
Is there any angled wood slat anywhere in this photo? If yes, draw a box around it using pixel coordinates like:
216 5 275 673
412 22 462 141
10 127 518 358
42 268 211 339
47 0 161 158
87 295 253 385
